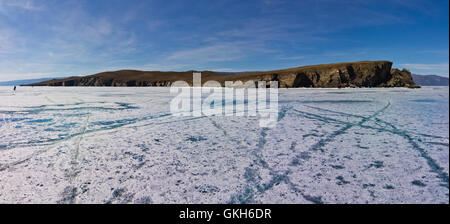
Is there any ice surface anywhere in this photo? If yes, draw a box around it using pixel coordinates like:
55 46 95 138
0 86 448 204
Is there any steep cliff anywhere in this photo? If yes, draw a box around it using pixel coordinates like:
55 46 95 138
222 61 418 88
27 61 419 88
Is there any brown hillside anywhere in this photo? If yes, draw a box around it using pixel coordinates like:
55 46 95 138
27 61 418 88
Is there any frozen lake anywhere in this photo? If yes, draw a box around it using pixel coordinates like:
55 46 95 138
0 86 448 204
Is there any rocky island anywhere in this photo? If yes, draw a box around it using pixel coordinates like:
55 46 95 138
27 61 419 88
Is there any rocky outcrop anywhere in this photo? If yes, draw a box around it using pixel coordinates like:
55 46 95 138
383 68 418 88
229 61 419 88
27 61 419 88
278 61 394 88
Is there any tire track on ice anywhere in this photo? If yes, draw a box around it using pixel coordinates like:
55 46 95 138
305 101 391 152
306 105 448 140
0 111 208 172
228 106 324 204
58 111 90 204
291 103 449 189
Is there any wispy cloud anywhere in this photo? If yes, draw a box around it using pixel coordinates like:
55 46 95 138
143 63 191 71
167 43 244 62
417 49 450 55
0 1 138 81
0 0 43 11
401 63 449 70
0 29 15 53
400 63 449 76
140 43 248 71
0 0 448 81
277 56 306 60
0 28 25 54
36 4 137 62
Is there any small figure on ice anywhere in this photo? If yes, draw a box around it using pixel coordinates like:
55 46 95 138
13 86 16 95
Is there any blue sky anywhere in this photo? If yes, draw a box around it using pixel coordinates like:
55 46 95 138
0 0 448 81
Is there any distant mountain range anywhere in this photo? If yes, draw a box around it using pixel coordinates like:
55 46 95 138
0 78 54 86
412 74 449 86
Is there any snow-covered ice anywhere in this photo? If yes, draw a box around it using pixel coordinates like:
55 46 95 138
0 86 448 204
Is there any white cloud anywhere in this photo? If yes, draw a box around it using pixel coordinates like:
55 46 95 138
213 68 240 72
0 72 54 81
35 6 137 63
417 49 450 55
167 43 244 63
0 4 138 81
0 0 43 11
400 63 449 76
147 20 165 31
143 63 191 71
400 63 449 70
0 29 14 53
0 59 59 81
0 28 25 54
277 55 306 60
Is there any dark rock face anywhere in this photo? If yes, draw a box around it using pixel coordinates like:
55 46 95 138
383 68 418 88
276 61 394 88
27 61 419 88
235 61 418 88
